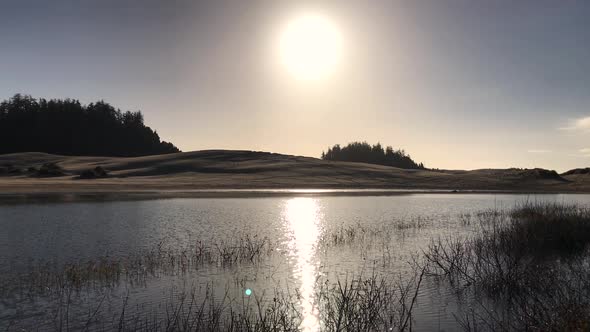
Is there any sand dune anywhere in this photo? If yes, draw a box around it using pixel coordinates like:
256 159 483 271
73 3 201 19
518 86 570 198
0 150 588 195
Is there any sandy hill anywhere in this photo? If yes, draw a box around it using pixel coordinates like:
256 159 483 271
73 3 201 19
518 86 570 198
0 150 587 194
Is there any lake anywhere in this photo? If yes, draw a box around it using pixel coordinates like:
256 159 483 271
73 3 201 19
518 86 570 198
2 192 590 331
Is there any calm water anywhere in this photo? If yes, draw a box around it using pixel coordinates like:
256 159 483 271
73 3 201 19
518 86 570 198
2 193 590 331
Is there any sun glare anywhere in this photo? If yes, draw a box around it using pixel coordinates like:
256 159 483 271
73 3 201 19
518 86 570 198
284 197 322 331
279 14 342 81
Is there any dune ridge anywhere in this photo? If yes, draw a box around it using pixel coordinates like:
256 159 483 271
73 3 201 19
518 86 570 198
0 150 588 194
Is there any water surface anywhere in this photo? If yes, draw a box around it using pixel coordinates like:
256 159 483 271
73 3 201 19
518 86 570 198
2 193 589 330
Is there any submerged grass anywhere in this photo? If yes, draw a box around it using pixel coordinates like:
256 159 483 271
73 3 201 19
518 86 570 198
4 203 590 331
2 215 432 300
423 203 590 330
319 216 429 248
5 271 426 332
424 203 590 292
318 269 425 332
511 203 590 256
1 234 275 297
5 218 421 299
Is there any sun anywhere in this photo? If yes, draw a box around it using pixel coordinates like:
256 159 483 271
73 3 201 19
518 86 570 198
279 14 343 81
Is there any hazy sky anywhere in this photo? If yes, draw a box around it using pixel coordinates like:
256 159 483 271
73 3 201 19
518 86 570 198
2 0 590 171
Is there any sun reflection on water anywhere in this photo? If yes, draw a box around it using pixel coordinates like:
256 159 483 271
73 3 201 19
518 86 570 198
283 197 322 332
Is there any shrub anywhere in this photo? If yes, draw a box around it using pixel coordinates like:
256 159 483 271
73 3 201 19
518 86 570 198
36 163 64 177
79 166 108 179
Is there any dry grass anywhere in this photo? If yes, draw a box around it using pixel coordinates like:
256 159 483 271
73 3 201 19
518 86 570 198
0 150 585 193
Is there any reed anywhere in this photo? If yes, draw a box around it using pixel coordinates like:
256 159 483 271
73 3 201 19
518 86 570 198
423 203 590 330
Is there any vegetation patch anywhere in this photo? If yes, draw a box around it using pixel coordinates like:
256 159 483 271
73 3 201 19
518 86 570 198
78 166 109 179
0 94 179 157
0 163 22 175
322 141 425 169
424 203 590 330
35 162 65 177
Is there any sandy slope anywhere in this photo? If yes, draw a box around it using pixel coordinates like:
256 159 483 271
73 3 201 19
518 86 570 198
0 150 588 194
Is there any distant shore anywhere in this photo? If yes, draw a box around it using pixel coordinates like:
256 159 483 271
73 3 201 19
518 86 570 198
1 150 589 202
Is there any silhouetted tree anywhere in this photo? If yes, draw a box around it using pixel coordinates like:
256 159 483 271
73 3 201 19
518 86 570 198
322 141 425 169
0 94 180 156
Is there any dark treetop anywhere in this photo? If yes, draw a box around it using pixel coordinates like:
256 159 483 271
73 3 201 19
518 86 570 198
0 94 179 157
322 142 425 169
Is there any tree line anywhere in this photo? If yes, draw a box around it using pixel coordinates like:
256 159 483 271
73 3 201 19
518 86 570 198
0 94 179 156
322 142 425 169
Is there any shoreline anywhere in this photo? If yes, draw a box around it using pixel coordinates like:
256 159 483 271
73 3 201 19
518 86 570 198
1 188 588 204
